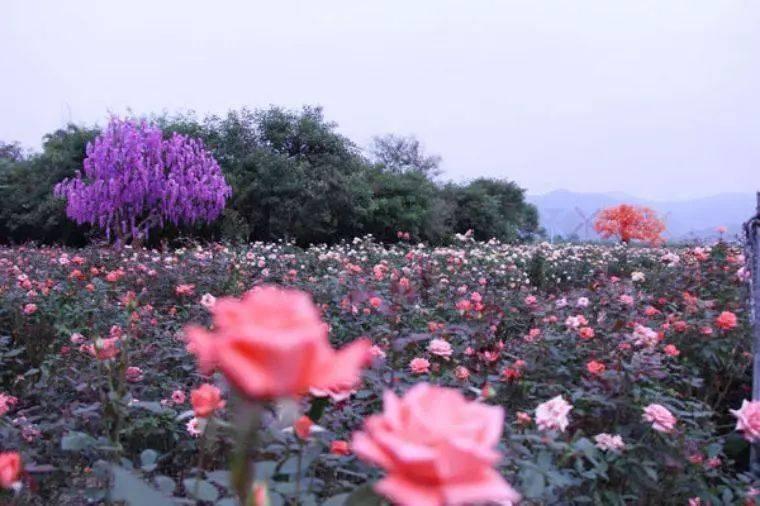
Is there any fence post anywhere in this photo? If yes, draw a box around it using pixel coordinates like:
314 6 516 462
744 192 760 474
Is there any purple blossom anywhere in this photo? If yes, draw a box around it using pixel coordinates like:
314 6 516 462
54 117 231 243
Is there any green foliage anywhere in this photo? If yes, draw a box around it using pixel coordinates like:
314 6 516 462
0 125 98 245
0 106 538 246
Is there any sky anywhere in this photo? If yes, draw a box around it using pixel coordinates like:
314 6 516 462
2 0 759 201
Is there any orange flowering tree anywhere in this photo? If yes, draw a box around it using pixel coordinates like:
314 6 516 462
593 204 665 245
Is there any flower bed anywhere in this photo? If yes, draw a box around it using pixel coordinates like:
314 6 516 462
0 237 755 504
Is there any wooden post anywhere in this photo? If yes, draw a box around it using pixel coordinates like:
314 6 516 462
744 192 760 474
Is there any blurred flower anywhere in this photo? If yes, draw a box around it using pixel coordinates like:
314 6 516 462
191 384 225 418
731 399 760 442
0 452 22 490
351 383 520 506
184 285 370 399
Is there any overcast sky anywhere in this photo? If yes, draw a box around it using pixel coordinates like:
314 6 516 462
2 1 759 200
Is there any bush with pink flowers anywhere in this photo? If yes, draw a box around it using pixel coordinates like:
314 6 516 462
0 238 756 504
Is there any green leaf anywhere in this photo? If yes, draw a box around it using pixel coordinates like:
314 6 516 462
322 493 349 505
520 468 546 498
343 485 384 506
205 469 230 489
111 466 170 506
140 449 159 472
153 475 176 495
61 431 96 452
182 478 220 502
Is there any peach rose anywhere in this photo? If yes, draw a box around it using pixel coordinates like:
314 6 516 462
184 285 370 399
715 311 738 330
409 357 430 374
0 452 22 489
351 383 520 506
731 399 760 442
642 403 676 433
191 384 225 418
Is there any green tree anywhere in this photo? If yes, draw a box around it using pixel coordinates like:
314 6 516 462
0 125 99 244
447 178 538 242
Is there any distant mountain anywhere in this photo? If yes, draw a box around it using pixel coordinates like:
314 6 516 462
527 190 755 241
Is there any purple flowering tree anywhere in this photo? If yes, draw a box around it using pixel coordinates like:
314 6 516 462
55 117 231 244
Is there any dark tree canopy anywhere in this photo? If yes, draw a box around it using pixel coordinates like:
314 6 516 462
370 134 442 176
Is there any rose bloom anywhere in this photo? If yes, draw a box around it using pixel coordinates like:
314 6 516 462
186 417 205 437
351 383 520 506
175 284 195 297
428 338 453 359
22 303 37 315
369 296 382 308
294 415 313 440
70 332 85 344
594 433 625 452
125 366 144 383
200 293 217 310
535 395 572 432
92 337 120 361
578 327 595 340
409 357 430 374
619 294 634 306
642 403 677 433
516 411 532 426
663 344 680 357
184 285 370 399
369 345 387 360
586 360 605 375
171 390 186 404
715 311 738 330
191 384 225 418
730 399 760 442
0 393 18 417
330 440 351 456
453 366 470 380
310 383 357 402
0 452 22 490
576 297 589 307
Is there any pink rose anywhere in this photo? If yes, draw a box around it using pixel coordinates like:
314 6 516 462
351 384 520 506
427 339 452 359
715 311 738 330
731 399 760 442
184 285 370 399
642 403 676 433
409 357 430 374
125 366 144 383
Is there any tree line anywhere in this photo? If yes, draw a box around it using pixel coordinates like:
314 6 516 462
0 106 539 246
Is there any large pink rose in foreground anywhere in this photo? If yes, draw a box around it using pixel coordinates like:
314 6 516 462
351 383 520 506
184 285 371 399
730 399 760 442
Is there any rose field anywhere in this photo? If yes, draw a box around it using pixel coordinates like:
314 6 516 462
0 236 757 505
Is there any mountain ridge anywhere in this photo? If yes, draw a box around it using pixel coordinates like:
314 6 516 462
527 190 756 241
